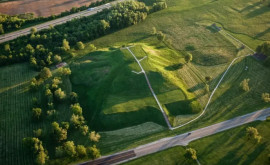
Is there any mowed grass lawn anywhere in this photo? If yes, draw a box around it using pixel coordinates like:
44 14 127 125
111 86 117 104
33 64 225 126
124 120 270 165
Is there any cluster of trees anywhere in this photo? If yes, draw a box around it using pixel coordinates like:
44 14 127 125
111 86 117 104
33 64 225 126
152 2 168 12
23 137 49 165
0 0 116 34
55 141 100 159
24 66 101 164
0 1 165 67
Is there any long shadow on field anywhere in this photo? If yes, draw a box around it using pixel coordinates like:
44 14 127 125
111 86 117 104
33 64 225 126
240 2 261 13
245 5 270 18
255 27 270 39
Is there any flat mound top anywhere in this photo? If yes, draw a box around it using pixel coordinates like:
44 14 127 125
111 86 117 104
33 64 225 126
0 0 97 17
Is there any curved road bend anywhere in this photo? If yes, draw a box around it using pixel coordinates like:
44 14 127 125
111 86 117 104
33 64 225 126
0 0 126 44
80 108 270 165
126 47 172 130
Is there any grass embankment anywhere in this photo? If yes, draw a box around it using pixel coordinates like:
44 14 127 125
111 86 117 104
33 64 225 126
70 44 201 131
124 120 270 165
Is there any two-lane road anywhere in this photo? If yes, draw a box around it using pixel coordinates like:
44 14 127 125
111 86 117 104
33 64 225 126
0 0 126 44
80 108 270 165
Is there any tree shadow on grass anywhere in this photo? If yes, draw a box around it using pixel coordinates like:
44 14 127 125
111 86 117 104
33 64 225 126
245 5 270 18
205 26 219 33
217 144 244 164
255 27 270 39
240 2 262 13
165 63 184 71
242 142 267 164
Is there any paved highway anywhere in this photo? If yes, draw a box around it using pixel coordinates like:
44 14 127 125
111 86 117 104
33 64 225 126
80 108 270 165
0 0 126 44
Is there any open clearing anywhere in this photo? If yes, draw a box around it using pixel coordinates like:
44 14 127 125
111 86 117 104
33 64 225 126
0 0 97 17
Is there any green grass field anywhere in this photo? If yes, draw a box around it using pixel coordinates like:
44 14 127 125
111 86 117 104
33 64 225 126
124 120 270 165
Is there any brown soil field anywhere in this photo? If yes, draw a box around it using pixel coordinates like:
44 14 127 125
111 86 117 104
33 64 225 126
0 0 97 17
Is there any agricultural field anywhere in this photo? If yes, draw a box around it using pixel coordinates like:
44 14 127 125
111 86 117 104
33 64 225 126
124 120 270 165
0 0 97 17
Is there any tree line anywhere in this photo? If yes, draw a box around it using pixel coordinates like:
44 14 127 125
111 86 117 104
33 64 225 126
0 0 116 34
0 1 167 68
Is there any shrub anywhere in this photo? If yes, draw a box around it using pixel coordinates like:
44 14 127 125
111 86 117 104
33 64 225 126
240 79 250 92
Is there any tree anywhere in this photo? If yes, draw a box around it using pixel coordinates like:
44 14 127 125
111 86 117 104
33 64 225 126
54 88 66 101
152 2 167 12
62 39 70 51
70 114 85 128
70 103 83 115
4 44 10 52
205 76 212 82
80 125 89 136
70 92 78 103
246 127 262 143
0 24 4 34
30 57 38 69
240 79 250 92
31 27 37 34
30 78 39 91
53 55 62 64
88 44 96 52
256 42 270 56
33 129 42 138
36 150 49 165
63 141 76 157
87 145 101 159
184 148 197 160
40 67 52 80
156 31 165 41
51 122 68 142
76 41 85 50
152 27 156 35
262 93 270 103
51 77 62 89
89 131 101 142
32 108 42 120
60 68 71 76
185 53 193 63
26 44 35 54
76 145 87 158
